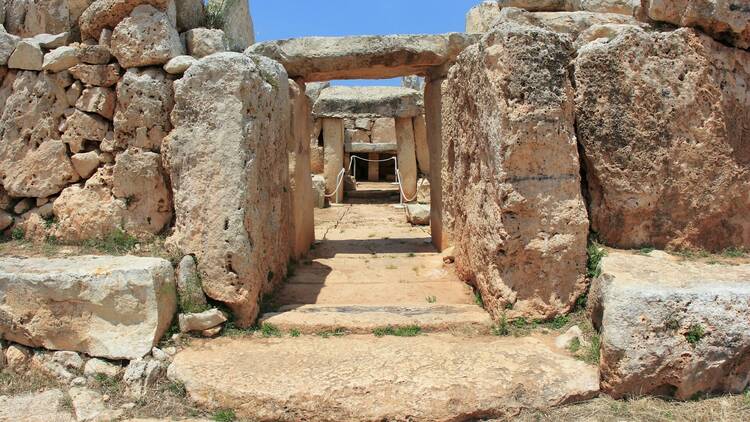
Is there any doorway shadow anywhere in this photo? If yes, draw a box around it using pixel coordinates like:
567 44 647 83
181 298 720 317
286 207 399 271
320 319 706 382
313 237 435 258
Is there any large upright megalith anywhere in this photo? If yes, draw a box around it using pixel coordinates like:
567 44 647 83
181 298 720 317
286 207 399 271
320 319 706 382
163 52 291 327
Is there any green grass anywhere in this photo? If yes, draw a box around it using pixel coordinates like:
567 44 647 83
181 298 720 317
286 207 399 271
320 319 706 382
408 252 416 258
637 246 655 255
10 227 25 241
582 334 601 365
385 264 397 270
166 380 187 397
674 249 710 260
474 291 484 307
317 328 348 338
82 228 138 255
548 315 570 330
260 323 282 338
492 314 510 336
289 329 301 337
568 337 582 354
587 238 607 278
722 247 747 258
212 409 237 422
685 324 706 345
426 295 437 304
372 325 421 337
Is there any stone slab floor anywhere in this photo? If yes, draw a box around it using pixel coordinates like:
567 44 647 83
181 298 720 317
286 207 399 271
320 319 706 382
263 203 493 333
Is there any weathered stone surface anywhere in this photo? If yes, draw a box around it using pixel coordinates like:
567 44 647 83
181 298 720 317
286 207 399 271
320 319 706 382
322 118 344 203
312 174 326 208
42 45 79 72
70 387 124 422
175 0 204 32
646 0 750 49
406 203 430 225
111 147 172 235
396 117 418 201
69 63 121 86
312 86 423 119
176 255 207 313
70 150 100 178
80 0 170 40
111 5 183 68
184 27 226 58
0 71 77 197
61 109 109 153
77 44 111 64
344 142 396 154
0 389 74 422
114 68 173 151
246 33 479 82
207 0 254 51
31 31 68 48
575 27 750 251
0 27 21 65
288 79 314 259
163 55 196 74
468 5 640 35
413 114 429 176
590 250 750 399
4 0 72 38
570 0 639 15
84 358 121 378
76 86 115 119
443 22 589 320
7 39 43 70
169 335 599 421
371 117 397 144
0 210 12 230
163 52 291 327
417 177 430 204
178 308 226 333
0 255 177 360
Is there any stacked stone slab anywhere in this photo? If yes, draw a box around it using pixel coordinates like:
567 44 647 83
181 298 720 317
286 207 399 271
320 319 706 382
442 20 590 320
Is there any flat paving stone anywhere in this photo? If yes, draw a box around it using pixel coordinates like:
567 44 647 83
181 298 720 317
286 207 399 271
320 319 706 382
169 334 600 421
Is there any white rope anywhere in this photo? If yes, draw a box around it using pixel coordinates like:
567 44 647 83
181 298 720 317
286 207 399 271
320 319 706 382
340 155 418 204
324 167 346 199
396 169 419 203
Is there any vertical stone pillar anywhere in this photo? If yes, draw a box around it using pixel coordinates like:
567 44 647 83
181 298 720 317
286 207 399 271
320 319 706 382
396 117 418 202
287 79 315 259
323 118 344 203
414 115 430 177
425 77 451 251
368 153 379 182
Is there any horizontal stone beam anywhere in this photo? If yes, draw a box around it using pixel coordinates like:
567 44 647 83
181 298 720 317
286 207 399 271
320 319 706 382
313 86 423 118
245 33 480 82
345 142 397 153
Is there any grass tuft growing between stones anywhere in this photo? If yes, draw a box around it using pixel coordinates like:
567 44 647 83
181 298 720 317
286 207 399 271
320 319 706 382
82 228 139 255
372 325 421 337
260 323 282 338
587 236 607 278
685 324 706 345
212 409 237 422
426 295 437 303
317 328 349 338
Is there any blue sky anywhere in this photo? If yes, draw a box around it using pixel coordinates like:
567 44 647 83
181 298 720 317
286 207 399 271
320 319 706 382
251 0 480 86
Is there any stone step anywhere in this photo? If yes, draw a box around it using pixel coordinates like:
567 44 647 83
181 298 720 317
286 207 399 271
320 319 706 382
275 281 475 306
168 335 600 421
259 304 493 334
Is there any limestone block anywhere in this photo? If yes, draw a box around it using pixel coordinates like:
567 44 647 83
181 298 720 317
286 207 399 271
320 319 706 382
84 358 121 378
7 39 43 70
77 44 111 64
424 77 449 251
646 0 750 49
69 387 124 422
417 177 430 204
371 117 396 144
305 81 329 104
5 0 72 38
466 1 503 33
76 86 116 119
175 0 204 32
591 250 750 399
406 203 430 225
111 5 184 68
114 68 174 151
0 389 74 422
0 27 21 65
312 86 423 118
176 255 207 313
71 150 100 179
163 52 291 327
312 174 326 208
569 0 638 15
413 115 429 176
575 27 750 251
0 0 5 26
178 308 227 333
0 255 177 360
443 21 589 320
247 33 479 82
80 0 170 40
288 79 314 259
31 31 69 48
185 27 227 58
61 109 109 153
345 129 370 144
322 118 344 204
69 63 121 86
42 45 79 72
395 117 417 202
163 55 196 74
0 210 12 230
207 0 254 51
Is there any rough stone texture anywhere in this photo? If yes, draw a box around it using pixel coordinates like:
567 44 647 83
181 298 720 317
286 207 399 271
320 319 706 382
77 44 111 64
114 67 173 151
0 27 21 65
70 150 100 178
0 389 74 422
443 22 589 320
0 255 177 360
164 55 196 74
322 118 344 203
0 71 79 197
371 117 397 144
111 5 184 68
575 27 750 251
288 79 314 259
61 109 109 153
396 117 418 201
312 174 325 208
69 63 121 87
4 0 73 38
31 31 69 48
645 0 750 49
176 255 207 312
169 335 599 421
84 358 121 378
163 52 291 327
590 250 750 399
76 86 115 119
207 0 254 51
413 115 429 176
425 77 450 251
406 203 430 225
312 86 423 118
42 45 79 72
185 27 227 58
80 0 170 40
175 0 204 32
70 387 124 422
178 308 226 333
8 39 43 70
247 33 479 82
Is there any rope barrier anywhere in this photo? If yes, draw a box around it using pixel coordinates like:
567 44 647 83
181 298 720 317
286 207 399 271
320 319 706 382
325 155 418 205
323 167 346 199
396 169 419 203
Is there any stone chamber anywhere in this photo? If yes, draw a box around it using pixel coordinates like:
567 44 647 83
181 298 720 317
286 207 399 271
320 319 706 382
0 0 749 421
